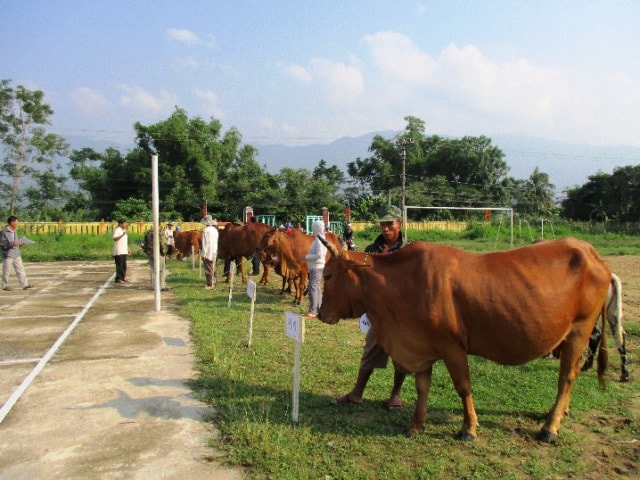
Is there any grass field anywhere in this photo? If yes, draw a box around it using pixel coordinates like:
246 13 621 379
18 227 640 479
168 234 638 480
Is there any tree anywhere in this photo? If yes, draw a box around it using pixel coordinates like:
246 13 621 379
511 167 556 216
24 169 72 220
347 116 514 219
0 80 68 214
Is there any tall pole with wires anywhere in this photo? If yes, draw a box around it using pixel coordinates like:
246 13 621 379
401 137 413 227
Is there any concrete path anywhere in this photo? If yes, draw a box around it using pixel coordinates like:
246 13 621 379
0 260 243 479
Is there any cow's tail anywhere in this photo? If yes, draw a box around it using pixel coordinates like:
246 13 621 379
608 273 625 351
596 303 608 390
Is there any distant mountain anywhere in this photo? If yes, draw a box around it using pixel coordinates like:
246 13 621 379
254 131 395 173
255 133 640 195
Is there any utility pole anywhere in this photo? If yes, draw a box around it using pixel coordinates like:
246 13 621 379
401 137 413 225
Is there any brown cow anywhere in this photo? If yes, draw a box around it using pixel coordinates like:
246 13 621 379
218 222 274 283
318 238 612 443
173 230 202 260
262 229 342 304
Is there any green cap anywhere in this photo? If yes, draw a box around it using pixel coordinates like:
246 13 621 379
378 205 402 222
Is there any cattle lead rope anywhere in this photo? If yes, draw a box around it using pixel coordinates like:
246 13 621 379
361 252 370 313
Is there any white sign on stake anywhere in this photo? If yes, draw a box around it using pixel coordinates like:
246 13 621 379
285 311 305 343
246 280 256 348
227 262 235 307
246 279 256 301
285 311 305 423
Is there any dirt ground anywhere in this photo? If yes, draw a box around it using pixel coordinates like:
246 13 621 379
0 260 243 479
576 255 640 478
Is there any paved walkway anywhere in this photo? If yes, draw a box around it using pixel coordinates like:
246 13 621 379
0 260 243 479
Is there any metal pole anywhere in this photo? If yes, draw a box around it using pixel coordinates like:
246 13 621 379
401 138 413 239
151 154 161 312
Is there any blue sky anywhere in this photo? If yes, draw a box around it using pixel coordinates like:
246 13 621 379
2 0 639 148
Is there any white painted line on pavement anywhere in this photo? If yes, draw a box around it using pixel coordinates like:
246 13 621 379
2 314 77 320
0 358 41 366
0 273 116 424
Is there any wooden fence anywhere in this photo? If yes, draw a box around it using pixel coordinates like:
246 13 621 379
20 221 207 236
20 220 468 235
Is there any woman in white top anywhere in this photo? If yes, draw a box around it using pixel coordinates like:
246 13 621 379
304 220 327 318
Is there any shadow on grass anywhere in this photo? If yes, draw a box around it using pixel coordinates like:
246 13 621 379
188 371 553 442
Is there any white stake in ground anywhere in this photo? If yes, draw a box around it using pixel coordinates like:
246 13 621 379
246 279 257 347
227 262 235 307
285 311 305 423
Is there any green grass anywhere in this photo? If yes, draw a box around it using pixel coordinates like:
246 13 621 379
19 231 146 262
168 254 639 480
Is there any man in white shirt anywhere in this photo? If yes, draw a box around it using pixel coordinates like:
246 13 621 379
113 219 130 284
200 215 219 290
164 222 175 257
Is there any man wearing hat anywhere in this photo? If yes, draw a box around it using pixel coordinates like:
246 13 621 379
334 204 408 410
200 215 219 290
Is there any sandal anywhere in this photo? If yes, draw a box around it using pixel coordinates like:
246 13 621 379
332 394 362 406
385 397 403 410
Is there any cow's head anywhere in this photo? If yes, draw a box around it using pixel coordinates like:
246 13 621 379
317 237 369 325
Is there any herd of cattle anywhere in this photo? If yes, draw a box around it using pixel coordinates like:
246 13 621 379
172 223 629 443
171 222 342 304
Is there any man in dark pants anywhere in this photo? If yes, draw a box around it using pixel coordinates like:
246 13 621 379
334 205 408 410
250 217 260 275
113 219 130 284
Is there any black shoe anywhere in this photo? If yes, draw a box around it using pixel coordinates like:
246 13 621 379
3 287 11 291
23 285 33 290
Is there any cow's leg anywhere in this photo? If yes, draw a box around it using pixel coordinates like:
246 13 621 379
408 364 433 437
238 258 247 283
580 325 601 372
293 275 302 305
538 328 591 443
619 332 629 382
442 352 478 441
260 263 270 285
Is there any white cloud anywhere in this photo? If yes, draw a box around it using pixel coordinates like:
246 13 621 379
70 87 112 116
116 84 176 114
194 88 224 119
362 31 436 84
355 34 640 145
286 64 312 83
310 58 364 104
166 28 216 48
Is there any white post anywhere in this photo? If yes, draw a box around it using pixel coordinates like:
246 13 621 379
247 280 256 348
151 154 161 312
292 341 301 422
191 245 195 270
227 262 235 307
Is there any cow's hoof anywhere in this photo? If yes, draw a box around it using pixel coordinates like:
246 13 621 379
620 373 629 383
536 429 558 444
455 430 476 442
407 427 420 438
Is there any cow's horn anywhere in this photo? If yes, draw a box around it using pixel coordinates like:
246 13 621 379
319 236 341 258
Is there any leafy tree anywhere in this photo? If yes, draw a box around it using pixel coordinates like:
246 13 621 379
24 169 72 220
347 116 514 219
0 79 68 213
511 167 556 216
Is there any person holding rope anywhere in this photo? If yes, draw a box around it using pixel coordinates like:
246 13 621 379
333 205 408 410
